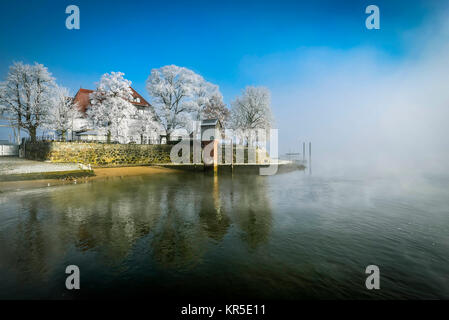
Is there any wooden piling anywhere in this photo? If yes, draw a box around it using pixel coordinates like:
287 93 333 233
309 142 312 175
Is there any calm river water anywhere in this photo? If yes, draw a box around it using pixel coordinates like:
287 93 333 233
0 170 448 299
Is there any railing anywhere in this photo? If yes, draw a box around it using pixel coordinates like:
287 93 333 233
22 136 164 145
0 144 19 156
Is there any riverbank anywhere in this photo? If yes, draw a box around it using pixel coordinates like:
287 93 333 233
0 157 83 176
0 169 95 182
0 157 95 184
0 164 179 192
0 158 304 193
91 166 179 179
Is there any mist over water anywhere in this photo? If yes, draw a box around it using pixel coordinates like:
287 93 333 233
256 11 449 178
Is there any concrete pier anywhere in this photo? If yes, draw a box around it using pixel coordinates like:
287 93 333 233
158 162 305 175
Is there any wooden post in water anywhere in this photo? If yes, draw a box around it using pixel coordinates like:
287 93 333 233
303 142 305 162
231 138 234 175
309 142 312 175
213 139 218 175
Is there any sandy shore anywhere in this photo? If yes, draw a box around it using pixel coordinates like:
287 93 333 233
91 166 178 179
0 165 178 193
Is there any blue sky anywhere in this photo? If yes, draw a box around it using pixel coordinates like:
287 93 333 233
1 0 449 169
0 0 439 98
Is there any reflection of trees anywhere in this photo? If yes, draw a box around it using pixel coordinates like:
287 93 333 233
198 175 231 241
227 176 273 249
0 193 75 286
150 176 206 269
0 171 273 292
0 177 168 291
5 196 64 283
49 176 164 264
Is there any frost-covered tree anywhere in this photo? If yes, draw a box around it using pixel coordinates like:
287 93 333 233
44 86 82 141
146 65 222 140
190 79 222 121
231 86 273 130
87 72 135 143
129 108 160 144
202 93 230 126
230 86 273 145
0 62 56 142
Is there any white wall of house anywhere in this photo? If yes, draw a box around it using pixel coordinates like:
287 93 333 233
77 133 107 142
73 118 89 133
71 107 166 144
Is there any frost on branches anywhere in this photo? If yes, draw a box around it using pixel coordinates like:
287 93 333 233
87 72 136 144
128 107 161 144
146 65 228 140
230 86 274 146
0 62 56 142
43 86 82 141
202 93 230 126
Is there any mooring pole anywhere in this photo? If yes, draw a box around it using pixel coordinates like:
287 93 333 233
309 142 312 175
213 140 218 175
231 138 234 176
303 142 305 162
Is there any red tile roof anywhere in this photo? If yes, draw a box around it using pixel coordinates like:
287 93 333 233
73 89 94 113
73 87 151 114
129 87 151 107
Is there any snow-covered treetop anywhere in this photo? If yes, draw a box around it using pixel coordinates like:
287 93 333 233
90 71 133 104
87 72 137 143
146 65 224 135
43 85 82 137
0 62 56 139
231 86 273 131
0 62 56 112
202 92 230 126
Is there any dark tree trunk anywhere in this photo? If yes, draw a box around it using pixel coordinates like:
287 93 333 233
29 127 37 142
61 130 67 142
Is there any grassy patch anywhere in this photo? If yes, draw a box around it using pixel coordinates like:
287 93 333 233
0 170 95 182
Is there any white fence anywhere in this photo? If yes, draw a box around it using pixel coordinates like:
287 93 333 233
0 144 19 156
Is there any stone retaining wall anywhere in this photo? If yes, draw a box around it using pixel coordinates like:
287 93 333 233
23 141 269 167
24 142 172 167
